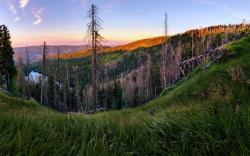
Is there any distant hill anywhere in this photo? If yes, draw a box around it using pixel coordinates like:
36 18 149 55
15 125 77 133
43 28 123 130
50 36 166 59
14 45 89 62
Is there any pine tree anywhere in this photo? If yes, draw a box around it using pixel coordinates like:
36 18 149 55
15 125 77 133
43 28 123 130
63 77 69 112
48 75 55 108
105 84 113 110
75 77 82 111
0 25 16 91
97 85 106 109
133 86 140 107
113 80 123 109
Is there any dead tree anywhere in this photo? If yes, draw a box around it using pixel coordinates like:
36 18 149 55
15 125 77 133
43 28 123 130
191 32 195 57
161 43 175 87
160 12 169 88
161 44 168 88
146 53 152 101
57 48 60 81
17 52 24 95
168 44 177 84
201 35 206 53
165 12 168 37
138 48 143 104
40 42 48 105
174 41 184 78
54 48 61 107
26 47 31 99
86 4 104 112
223 28 229 44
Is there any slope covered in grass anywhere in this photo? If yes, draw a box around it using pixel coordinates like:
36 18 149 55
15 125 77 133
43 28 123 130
1 36 250 155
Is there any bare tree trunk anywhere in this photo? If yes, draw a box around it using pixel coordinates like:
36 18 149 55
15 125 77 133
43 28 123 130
192 32 194 57
87 4 104 112
57 48 60 80
138 49 143 104
161 44 168 88
40 77 44 104
75 77 81 112
17 52 24 96
202 35 206 52
26 47 31 99
40 42 47 105
92 30 97 112
176 41 183 78
66 61 70 90
146 53 152 101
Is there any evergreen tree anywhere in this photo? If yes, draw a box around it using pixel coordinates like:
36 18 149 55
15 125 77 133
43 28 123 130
133 86 140 107
63 77 70 112
97 85 106 109
0 25 16 91
48 75 55 108
74 77 82 112
113 80 123 109
106 84 113 110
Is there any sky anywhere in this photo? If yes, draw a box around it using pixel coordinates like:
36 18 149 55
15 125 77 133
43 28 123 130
0 0 250 47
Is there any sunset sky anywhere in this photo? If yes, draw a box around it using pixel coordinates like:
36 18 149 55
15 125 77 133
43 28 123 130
1 0 250 47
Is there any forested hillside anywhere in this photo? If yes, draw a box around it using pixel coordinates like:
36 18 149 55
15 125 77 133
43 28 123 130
49 36 166 59
1 35 250 155
25 24 250 113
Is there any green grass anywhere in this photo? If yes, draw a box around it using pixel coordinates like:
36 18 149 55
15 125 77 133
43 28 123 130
1 36 250 155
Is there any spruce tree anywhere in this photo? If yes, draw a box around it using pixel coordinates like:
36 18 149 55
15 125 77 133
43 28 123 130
106 84 113 110
113 80 123 109
0 25 16 91
48 75 55 108
97 85 106 109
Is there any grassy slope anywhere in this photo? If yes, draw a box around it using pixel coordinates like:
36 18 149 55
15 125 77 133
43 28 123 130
1 36 250 155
